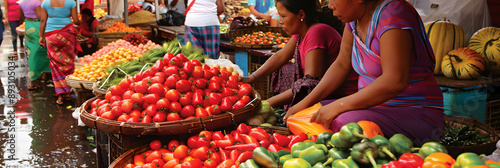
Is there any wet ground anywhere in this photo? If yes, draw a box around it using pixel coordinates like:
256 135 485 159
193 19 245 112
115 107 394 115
0 12 97 167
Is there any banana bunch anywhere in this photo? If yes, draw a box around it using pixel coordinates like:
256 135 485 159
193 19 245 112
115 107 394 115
247 101 277 126
94 8 107 19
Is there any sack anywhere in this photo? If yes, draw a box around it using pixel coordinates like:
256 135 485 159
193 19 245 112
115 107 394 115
157 10 185 26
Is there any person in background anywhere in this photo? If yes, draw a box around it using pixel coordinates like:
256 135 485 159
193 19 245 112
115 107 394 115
285 0 444 145
4 0 25 56
240 0 358 109
248 0 278 26
20 0 51 90
167 0 186 13
184 0 224 59
39 0 81 105
78 8 98 57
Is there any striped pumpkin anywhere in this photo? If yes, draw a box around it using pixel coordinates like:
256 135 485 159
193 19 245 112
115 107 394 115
425 19 465 75
467 27 500 75
441 48 485 80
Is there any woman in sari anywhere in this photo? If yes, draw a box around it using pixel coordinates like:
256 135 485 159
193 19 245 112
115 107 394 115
285 0 444 145
39 0 81 104
20 0 51 90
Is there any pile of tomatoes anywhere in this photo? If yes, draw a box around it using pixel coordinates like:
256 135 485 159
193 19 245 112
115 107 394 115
233 31 290 45
87 53 253 123
121 123 309 168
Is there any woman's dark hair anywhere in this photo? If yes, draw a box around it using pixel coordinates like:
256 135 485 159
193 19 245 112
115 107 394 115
276 0 344 34
81 8 96 31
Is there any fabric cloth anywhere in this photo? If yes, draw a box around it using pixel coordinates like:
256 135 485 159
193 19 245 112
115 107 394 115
41 0 76 33
6 0 21 21
8 20 23 51
184 0 219 26
79 19 98 43
248 0 274 14
327 0 444 145
20 0 42 19
45 24 79 96
270 36 303 95
80 0 94 14
184 25 220 59
167 0 186 13
25 19 51 81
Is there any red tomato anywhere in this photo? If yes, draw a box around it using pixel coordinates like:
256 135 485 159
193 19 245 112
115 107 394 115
191 66 204 79
143 93 161 104
208 93 223 106
151 73 166 84
170 56 184 68
198 131 212 141
191 146 209 161
148 83 165 95
209 152 221 164
152 112 167 122
219 70 231 81
168 140 180 152
165 74 180 89
191 92 204 107
166 112 181 121
98 104 112 116
190 60 202 67
164 66 179 76
181 158 203 168
150 140 162 151
178 70 189 80
175 80 192 93
116 114 129 122
141 115 152 123
131 92 144 104
209 67 220 77
118 78 133 91
163 158 180 168
203 70 213 80
129 110 142 118
120 100 133 114
151 159 165 168
156 98 170 113
180 105 195 118
126 116 140 122
134 154 146 165
122 90 135 100
211 131 224 141
111 106 123 117
169 102 182 113
146 151 163 163
182 61 195 74
195 107 209 117
91 98 101 109
187 135 199 149
204 159 218 168
134 81 148 94
165 89 180 102
194 78 207 89
162 152 175 163
196 137 210 148
208 82 221 93
238 84 252 98
179 92 193 106
163 53 175 65
173 145 189 160
109 85 125 96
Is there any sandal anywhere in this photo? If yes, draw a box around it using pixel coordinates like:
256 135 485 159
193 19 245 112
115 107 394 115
56 98 64 105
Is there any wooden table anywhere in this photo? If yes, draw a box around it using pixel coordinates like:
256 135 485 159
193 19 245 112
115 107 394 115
220 41 275 76
435 75 500 89
149 24 185 44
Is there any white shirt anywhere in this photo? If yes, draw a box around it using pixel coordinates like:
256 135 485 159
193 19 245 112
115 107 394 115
184 0 220 26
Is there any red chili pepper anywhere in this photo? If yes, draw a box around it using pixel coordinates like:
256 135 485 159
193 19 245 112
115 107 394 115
267 144 281 153
229 149 241 161
236 151 253 164
398 153 423 168
249 128 270 141
237 123 251 134
225 143 260 152
381 161 400 168
287 132 308 149
272 133 291 147
259 139 271 149
219 147 230 161
241 134 258 144
310 135 318 142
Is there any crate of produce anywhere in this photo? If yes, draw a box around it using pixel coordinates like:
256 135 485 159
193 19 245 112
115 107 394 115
97 31 143 49
441 85 487 122
227 27 289 49
79 89 261 135
487 99 500 130
442 115 500 158
97 18 124 32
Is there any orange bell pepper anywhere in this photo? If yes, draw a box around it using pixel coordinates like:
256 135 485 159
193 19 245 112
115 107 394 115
470 166 490 168
422 152 455 168
485 160 500 165
287 103 333 137
357 120 384 138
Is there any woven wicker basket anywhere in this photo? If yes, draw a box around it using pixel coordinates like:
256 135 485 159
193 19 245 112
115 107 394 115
444 115 500 158
74 63 85 70
92 82 107 96
66 77 95 90
108 145 150 168
80 89 261 135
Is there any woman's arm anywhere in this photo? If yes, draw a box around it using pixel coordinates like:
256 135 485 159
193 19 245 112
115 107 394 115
4 0 9 22
35 6 43 19
248 5 271 21
38 7 47 46
216 0 224 15
240 38 296 84
19 7 25 21
310 28 414 128
71 6 81 25
266 48 328 107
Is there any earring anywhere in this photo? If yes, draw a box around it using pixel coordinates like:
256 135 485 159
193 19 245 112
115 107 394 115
301 19 303 22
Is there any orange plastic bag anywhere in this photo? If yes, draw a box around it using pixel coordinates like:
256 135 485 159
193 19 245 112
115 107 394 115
287 103 333 137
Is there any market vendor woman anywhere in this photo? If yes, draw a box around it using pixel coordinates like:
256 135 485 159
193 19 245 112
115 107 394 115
285 0 444 145
240 0 358 109
78 8 98 57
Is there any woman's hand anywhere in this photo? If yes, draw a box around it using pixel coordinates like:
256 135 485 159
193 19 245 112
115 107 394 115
39 38 46 47
238 76 254 84
283 101 309 122
310 105 339 129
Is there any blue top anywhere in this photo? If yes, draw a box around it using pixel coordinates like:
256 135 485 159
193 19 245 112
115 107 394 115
248 0 274 14
41 0 76 32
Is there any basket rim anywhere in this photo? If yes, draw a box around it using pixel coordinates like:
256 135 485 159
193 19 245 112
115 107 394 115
80 89 261 135
443 115 500 147
66 76 95 90
108 145 150 168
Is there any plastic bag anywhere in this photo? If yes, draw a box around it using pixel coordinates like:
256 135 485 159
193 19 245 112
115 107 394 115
286 103 333 137
204 59 244 76
157 9 185 26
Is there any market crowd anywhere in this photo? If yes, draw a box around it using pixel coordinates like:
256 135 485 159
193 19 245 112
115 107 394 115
2 0 445 145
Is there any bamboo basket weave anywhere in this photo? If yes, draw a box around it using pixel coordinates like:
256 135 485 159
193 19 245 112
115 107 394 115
66 77 94 90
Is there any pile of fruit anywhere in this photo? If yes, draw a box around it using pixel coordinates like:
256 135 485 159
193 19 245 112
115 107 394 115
78 39 142 64
120 123 310 168
123 32 149 46
103 22 141 33
88 53 253 122
68 48 141 81
136 41 161 54
233 31 290 45
94 8 106 19
229 17 269 30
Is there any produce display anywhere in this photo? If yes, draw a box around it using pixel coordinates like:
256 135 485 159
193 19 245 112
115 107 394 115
78 39 144 64
468 27 500 75
233 31 290 45
128 10 157 25
97 18 124 31
247 101 285 127
224 0 246 17
440 124 491 146
68 48 141 81
103 22 142 33
229 16 269 30
123 32 149 46
425 19 465 75
94 8 106 19
441 48 485 80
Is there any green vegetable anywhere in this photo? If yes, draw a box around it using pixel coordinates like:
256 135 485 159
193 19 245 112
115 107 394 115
333 157 359 168
328 132 354 150
389 133 414 156
419 141 447 158
328 147 350 160
370 135 397 160
452 152 486 168
298 144 328 165
316 132 334 146
283 158 312 168
252 147 278 168
279 154 293 166
240 159 260 168
291 141 316 158
350 141 378 168
277 150 291 157
338 122 368 143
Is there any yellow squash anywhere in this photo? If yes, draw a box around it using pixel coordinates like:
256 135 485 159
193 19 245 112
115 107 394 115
425 19 465 75
468 27 500 75
441 48 485 80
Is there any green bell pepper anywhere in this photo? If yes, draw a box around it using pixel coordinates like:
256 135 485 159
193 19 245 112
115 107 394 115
312 162 331 168
418 141 447 158
388 133 414 156
253 147 279 168
334 156 360 168
329 132 355 150
351 141 379 168
370 135 397 160
328 147 350 160
280 154 293 166
316 132 334 146
277 150 291 157
452 152 486 168
487 163 500 168
339 122 369 143
240 159 260 168
299 144 328 165
291 141 316 158
283 158 312 168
